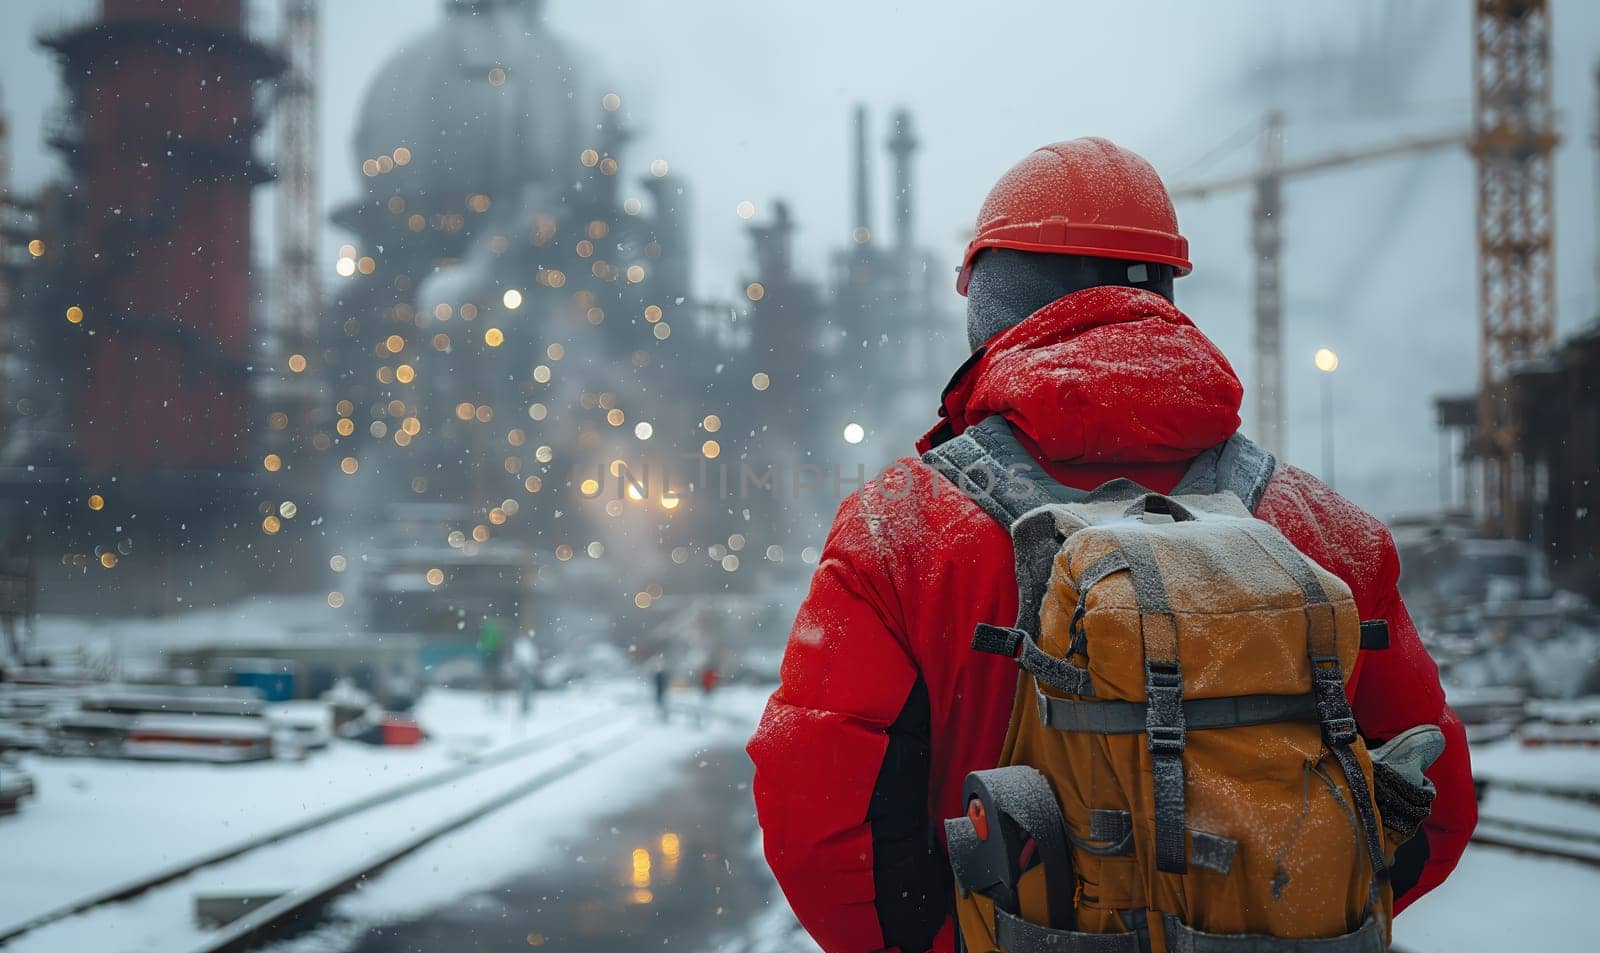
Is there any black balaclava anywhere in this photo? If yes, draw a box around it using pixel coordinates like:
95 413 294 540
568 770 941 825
964 248 1176 350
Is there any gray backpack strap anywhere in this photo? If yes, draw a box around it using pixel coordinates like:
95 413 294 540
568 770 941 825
926 419 1276 523
922 416 1086 527
1170 432 1276 513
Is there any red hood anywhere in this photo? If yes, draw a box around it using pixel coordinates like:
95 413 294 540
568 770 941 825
919 286 1243 466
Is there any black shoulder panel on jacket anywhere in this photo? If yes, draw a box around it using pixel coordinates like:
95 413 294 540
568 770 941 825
869 677 950 953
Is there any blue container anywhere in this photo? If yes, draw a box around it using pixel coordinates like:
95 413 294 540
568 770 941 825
233 668 295 703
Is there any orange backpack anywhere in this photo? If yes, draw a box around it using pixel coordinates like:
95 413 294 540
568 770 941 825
927 418 1395 953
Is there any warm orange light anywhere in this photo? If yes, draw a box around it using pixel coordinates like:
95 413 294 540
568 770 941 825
631 848 651 888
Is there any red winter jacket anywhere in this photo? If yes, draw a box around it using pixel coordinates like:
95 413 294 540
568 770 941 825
747 287 1475 953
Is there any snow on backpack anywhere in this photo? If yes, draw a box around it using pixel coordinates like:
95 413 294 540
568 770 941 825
924 416 1400 953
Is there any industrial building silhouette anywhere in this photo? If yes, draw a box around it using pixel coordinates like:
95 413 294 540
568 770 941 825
0 0 956 650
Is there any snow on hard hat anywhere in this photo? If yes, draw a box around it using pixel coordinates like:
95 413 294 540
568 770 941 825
957 137 1191 295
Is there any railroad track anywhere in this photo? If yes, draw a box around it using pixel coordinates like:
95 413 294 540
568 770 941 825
1467 775 1600 868
1475 813 1600 850
0 712 642 952
1474 775 1600 807
1469 815 1600 869
184 723 642 953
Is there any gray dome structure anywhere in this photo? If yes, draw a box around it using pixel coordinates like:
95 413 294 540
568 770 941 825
349 0 588 214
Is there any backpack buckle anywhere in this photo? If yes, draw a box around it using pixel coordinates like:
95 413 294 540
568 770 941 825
1147 724 1186 755
1146 660 1182 688
1323 717 1359 746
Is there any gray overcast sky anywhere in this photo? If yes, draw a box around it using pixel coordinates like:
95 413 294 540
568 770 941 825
3 1 1598 518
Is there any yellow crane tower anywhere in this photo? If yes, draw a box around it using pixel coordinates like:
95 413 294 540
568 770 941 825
1472 0 1557 539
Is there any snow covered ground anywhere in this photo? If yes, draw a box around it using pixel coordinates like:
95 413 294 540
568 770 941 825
6 637 1598 953
1392 737 1600 952
0 682 656 947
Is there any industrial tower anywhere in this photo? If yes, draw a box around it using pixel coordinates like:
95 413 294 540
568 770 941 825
0 83 11 454
276 0 320 370
1472 0 1557 538
1250 112 1286 459
41 0 283 476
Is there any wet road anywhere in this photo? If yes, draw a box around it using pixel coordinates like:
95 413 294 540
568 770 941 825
329 737 776 953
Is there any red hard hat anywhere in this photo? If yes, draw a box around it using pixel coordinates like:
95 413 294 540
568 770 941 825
957 137 1191 295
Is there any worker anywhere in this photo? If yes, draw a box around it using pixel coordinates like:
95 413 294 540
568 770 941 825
477 615 506 711
512 632 539 717
650 654 670 722
747 138 1475 953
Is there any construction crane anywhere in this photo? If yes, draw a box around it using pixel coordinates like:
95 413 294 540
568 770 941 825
0 82 12 452
1472 0 1557 538
276 0 320 390
1171 120 1469 461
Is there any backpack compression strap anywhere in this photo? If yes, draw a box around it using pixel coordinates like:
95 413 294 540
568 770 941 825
920 416 1087 527
922 417 1277 527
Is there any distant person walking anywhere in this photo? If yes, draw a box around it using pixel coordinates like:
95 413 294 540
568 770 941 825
650 655 670 722
694 663 720 728
477 616 506 710
512 633 539 717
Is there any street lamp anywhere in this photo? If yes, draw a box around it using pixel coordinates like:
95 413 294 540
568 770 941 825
1313 348 1339 490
